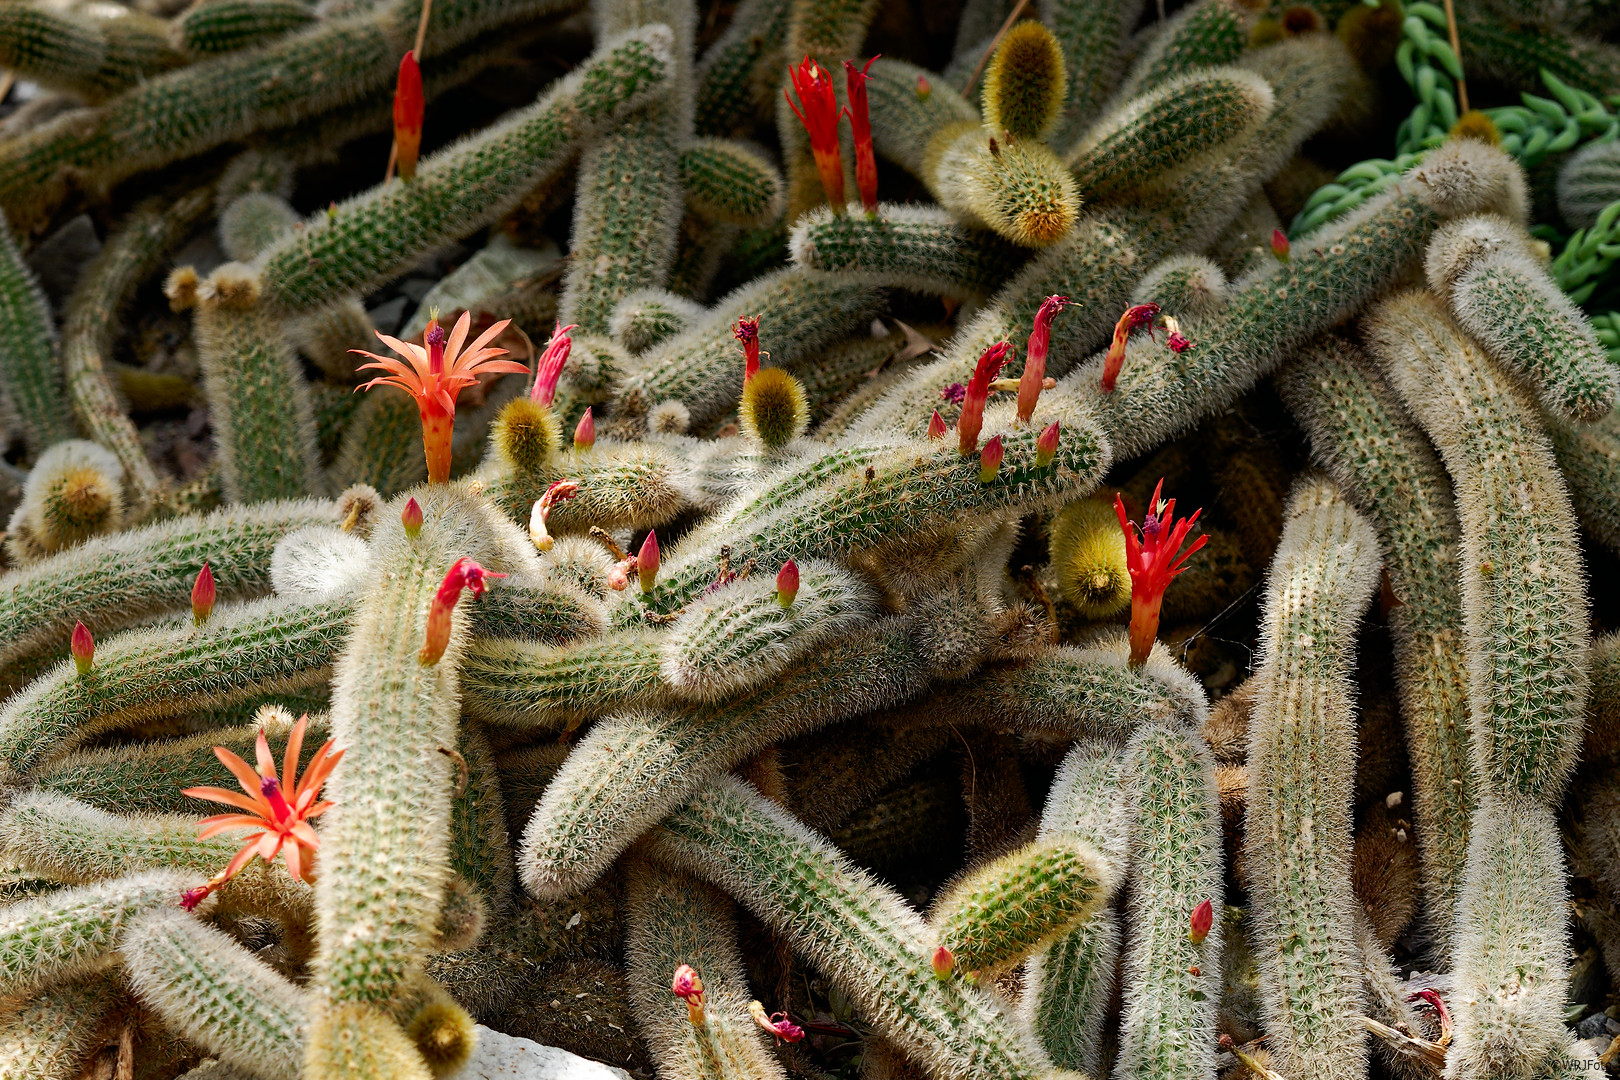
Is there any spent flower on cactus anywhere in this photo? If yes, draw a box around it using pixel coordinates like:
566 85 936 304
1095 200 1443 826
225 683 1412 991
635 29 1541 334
393 50 424 181
530 322 577 408
957 340 1012 454
1100 303 1162 393
1017 294 1070 423
844 56 881 216
749 1001 806 1043
528 479 579 552
420 557 505 665
670 963 705 1024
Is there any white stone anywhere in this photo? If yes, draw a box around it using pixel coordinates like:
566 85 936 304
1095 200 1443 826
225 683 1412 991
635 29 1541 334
450 1026 632 1080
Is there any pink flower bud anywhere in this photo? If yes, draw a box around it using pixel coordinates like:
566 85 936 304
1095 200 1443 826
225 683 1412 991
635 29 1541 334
978 435 1004 483
402 496 423 538
916 73 931 99
1270 228 1290 263
530 322 577 407
1036 421 1060 468
927 410 947 440
606 560 631 591
777 559 799 607
192 562 216 626
638 530 660 594
931 945 954 980
574 406 595 451
420 557 506 665
1189 899 1213 944
749 1001 805 1043
71 620 94 675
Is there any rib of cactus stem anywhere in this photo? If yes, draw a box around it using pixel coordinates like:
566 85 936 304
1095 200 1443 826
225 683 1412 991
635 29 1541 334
172 0 318 55
0 211 74 455
644 775 1062 1080
460 631 666 730
448 724 514 909
0 972 123 1080
608 268 885 435
691 0 793 138
251 25 675 316
0 870 206 999
678 138 785 228
1545 407 1620 559
788 203 1031 299
623 857 790 1080
629 391 1109 618
121 907 308 1080
520 575 1002 898
0 3 183 101
1040 0 1141 154
0 0 592 227
312 487 519 1016
0 498 341 692
1245 477 1381 1080
62 187 214 518
1275 339 1474 956
0 595 352 778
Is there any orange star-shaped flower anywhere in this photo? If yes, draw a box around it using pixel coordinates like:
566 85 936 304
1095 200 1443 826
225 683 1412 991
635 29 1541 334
180 714 343 908
353 310 529 483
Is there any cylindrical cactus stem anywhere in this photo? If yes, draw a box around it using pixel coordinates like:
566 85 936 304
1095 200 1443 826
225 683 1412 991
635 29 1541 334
1066 69 1276 198
305 1002 433 1080
610 268 884 435
0 213 73 455
460 631 666 731
1557 139 1620 230
863 57 977 180
312 487 511 1011
1244 476 1381 1080
789 204 1030 299
171 0 318 54
1021 738 1131 1075
471 579 607 643
0 497 339 690
171 262 323 503
331 392 429 497
0 593 351 778
1114 722 1224 1080
1117 0 1250 99
660 558 880 702
1585 633 1620 762
1453 3 1620 99
1039 0 1142 151
63 188 212 517
0 870 201 998
692 0 793 138
445 725 513 912
218 191 299 262
4 440 126 565
0 973 123 1080
1545 407 1620 558
645 775 1060 1080
1365 290 1590 803
610 289 706 355
623 857 789 1080
1276 338 1475 956
253 25 674 316
679 138 785 228
1425 215 1617 423
122 907 308 1080
1446 795 1575 1080
0 4 182 101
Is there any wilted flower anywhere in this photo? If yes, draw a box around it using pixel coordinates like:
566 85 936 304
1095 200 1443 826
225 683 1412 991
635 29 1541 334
671 964 705 1025
528 479 579 552
420 557 505 665
749 1001 805 1044
1017 295 1069 423
957 342 1012 455
1099 303 1160 393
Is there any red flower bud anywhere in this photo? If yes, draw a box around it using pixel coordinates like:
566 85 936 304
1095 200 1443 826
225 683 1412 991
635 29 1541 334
530 322 577 407
777 559 799 607
916 73 931 99
638 530 661 594
393 50 423 180
71 620 94 675
574 406 595 451
979 435 1004 482
1036 420 1060 467
191 562 215 626
402 496 423 538
1270 228 1290 263
932 945 954 979
927 409 947 440
1189 899 1213 944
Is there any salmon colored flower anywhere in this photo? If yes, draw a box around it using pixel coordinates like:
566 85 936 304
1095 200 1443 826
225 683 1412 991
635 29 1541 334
353 310 528 484
931 945 954 979
671 964 705 1025
957 341 1012 455
1099 303 1161 393
844 56 881 215
393 50 424 180
71 621 93 675
734 316 761 383
1190 899 1213 943
192 563 215 626
180 714 343 908
749 1001 805 1044
420 557 505 665
786 57 845 212
1017 295 1069 422
531 322 578 408
529 479 579 552
1116 479 1208 667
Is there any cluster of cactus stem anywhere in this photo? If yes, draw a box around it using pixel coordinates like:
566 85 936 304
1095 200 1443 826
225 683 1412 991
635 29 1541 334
3 0 1620 1076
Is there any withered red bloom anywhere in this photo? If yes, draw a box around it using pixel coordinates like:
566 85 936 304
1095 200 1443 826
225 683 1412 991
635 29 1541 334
750 1001 805 1044
393 50 424 180
786 57 845 211
192 563 215 626
940 382 966 405
734 316 761 383
531 322 578 408
844 56 880 216
1406 988 1453 1045
1190 899 1213 944
529 479 579 552
777 559 799 607
957 341 1012 455
71 620 93 675
420 557 505 665
1099 303 1161 393
671 964 705 1025
1116 479 1208 667
1017 294 1069 423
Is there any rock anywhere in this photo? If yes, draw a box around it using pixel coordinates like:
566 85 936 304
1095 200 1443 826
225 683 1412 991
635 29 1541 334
366 295 409 336
1578 1011 1611 1040
450 1026 632 1080
27 214 100 309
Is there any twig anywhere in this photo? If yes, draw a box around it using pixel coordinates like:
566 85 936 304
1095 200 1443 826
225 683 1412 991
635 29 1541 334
1438 0 1469 114
966 0 1032 95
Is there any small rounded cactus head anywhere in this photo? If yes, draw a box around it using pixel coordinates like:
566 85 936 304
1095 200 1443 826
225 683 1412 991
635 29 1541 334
739 367 810 449
981 21 1067 142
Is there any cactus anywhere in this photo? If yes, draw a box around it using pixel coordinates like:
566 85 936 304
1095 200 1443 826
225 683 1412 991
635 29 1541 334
679 138 786 228
172 0 319 55
0 973 124 1080
4 440 125 564
790 204 1030 300
1119 0 1250 100
0 4 183 101
1244 477 1380 1080
460 631 665 729
0 212 74 455
1557 138 1620 229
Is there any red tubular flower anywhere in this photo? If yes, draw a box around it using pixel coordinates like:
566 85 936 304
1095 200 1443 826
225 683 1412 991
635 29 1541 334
734 316 761 383
530 322 578 408
353 311 528 484
844 56 880 216
979 435 1004 483
181 714 343 908
1190 899 1213 944
574 407 595 451
1036 420 1060 468
1115 479 1208 667
1270 227 1290 263
777 559 799 607
671 964 705 1025
528 479 579 552
393 50 424 180
786 57 846 211
402 496 423 538
1099 303 1161 393
71 620 93 675
191 563 215 627
420 557 505 665
749 1001 806 1044
956 341 1012 455
638 530 660 594
1017 294 1070 422
927 410 947 440
931 945 954 980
